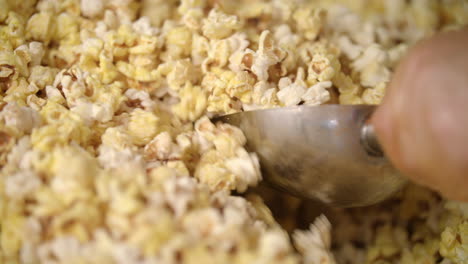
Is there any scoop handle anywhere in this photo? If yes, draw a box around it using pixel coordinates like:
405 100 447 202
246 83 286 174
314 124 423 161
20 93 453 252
361 122 384 157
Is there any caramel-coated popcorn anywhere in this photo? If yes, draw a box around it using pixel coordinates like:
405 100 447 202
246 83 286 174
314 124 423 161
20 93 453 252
1 0 467 264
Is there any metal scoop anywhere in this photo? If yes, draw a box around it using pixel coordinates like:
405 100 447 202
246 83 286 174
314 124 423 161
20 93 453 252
213 105 407 207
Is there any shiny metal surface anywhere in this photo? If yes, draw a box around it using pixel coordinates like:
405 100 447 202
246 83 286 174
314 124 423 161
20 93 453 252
213 105 407 207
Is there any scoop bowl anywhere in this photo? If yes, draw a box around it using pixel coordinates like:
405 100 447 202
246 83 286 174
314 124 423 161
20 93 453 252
213 105 406 207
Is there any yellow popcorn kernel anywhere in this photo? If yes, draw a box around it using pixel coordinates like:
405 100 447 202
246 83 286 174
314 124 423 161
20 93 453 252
409 0 440 33
80 0 105 18
178 0 206 14
28 66 59 89
1 212 25 259
236 1 272 20
4 78 37 105
362 82 386 105
441 0 468 26
129 211 174 255
7 0 37 17
293 7 327 41
26 12 55 43
29 186 66 218
0 0 9 23
55 13 79 43
116 23 138 47
4 12 26 48
128 108 159 145
182 7 204 30
129 35 160 55
191 33 210 65
202 9 241 40
129 53 159 71
226 71 256 104
250 30 287 82
166 26 193 58
144 131 174 161
31 102 92 151
102 126 136 151
307 51 340 84
99 56 119 84
49 145 98 188
195 150 236 191
82 38 104 60
173 82 207 122
13 49 32 79
0 50 17 80
141 0 177 27
203 38 230 70
166 59 201 92
27 94 47 111
166 160 190 177
116 61 160 82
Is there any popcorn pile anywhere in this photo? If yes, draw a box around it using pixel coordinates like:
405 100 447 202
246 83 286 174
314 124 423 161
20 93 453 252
0 0 467 263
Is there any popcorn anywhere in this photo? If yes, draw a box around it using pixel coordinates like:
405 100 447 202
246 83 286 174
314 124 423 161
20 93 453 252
293 7 327 41
302 81 332 106
173 82 207 122
26 12 55 43
249 30 287 82
0 102 41 135
127 108 159 145
352 44 391 87
165 26 193 59
306 45 341 84
0 0 8 23
80 0 105 18
28 65 59 89
202 9 241 40
5 170 41 200
1 1 467 264
277 73 307 107
293 215 336 264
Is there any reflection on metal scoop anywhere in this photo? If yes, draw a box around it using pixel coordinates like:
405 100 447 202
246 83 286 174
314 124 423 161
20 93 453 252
213 105 406 207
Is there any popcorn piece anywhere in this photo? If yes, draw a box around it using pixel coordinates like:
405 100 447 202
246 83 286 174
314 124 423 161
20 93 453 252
307 47 341 84
352 44 391 87
127 109 159 145
249 30 287 82
293 7 327 41
362 82 386 105
132 17 160 36
45 85 66 104
182 7 204 31
277 76 306 107
0 102 41 135
302 81 332 106
293 215 336 264
28 66 59 89
0 0 9 23
1 1 467 264
165 26 193 59
5 170 42 200
28 42 45 67
26 12 55 43
144 131 174 161
124 88 156 111
224 148 261 193
173 82 207 122
202 9 241 40
81 0 105 18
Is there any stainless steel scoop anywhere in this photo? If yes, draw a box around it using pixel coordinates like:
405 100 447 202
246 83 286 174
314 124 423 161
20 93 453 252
213 105 407 207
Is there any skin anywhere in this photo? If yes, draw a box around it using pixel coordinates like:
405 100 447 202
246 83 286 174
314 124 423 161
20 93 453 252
372 27 468 202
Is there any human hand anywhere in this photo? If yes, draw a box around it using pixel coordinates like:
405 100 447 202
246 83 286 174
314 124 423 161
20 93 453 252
372 27 468 201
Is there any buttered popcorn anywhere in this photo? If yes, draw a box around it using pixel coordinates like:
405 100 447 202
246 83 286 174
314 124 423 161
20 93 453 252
0 0 467 264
